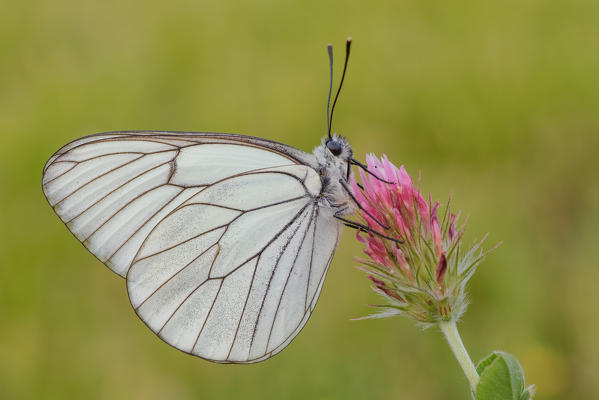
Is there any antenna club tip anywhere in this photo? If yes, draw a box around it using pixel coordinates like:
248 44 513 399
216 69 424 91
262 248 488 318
347 37 353 42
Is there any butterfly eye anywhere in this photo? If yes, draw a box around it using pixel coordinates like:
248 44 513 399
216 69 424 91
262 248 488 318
326 140 343 157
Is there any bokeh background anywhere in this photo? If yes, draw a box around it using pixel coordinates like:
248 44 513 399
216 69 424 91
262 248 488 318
1 0 598 399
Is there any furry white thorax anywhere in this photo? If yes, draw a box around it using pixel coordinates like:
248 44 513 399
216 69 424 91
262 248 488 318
312 133 354 216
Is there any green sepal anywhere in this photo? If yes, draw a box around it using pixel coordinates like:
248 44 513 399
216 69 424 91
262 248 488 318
475 351 535 400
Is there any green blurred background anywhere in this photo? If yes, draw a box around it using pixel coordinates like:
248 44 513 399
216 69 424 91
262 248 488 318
1 0 598 399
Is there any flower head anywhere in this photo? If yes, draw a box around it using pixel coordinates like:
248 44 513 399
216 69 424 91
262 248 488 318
351 154 491 326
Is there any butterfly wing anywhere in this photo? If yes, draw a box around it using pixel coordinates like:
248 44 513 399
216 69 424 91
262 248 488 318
42 131 342 363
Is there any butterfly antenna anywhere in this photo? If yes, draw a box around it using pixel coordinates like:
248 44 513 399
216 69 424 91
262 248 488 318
328 37 352 138
326 44 334 139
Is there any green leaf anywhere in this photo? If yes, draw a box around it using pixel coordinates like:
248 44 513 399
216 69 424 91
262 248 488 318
475 351 535 400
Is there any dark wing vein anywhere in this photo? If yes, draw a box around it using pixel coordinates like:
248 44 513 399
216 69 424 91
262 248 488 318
304 206 319 310
225 254 261 360
218 201 311 280
64 160 174 224
43 162 78 185
83 184 183 243
54 149 182 206
260 224 339 361
191 278 224 351
307 236 338 310
249 204 317 353
136 243 219 312
52 154 145 205
264 205 317 352
225 205 313 360
133 222 230 264
55 151 147 165
192 201 311 357
166 149 180 182
156 251 222 336
107 187 201 262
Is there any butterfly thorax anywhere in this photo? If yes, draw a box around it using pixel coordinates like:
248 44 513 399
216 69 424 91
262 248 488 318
312 134 354 216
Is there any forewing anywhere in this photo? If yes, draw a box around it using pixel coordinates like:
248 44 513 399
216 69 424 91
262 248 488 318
42 131 318 277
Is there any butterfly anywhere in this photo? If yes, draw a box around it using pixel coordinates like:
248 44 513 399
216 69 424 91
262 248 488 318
41 39 395 363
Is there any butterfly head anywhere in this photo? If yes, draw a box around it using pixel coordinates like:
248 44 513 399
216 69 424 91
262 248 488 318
325 134 352 159
314 133 352 167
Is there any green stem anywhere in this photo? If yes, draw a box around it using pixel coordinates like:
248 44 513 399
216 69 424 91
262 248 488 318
439 320 479 391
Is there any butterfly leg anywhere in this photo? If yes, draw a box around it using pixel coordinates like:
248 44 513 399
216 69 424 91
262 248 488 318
334 213 402 244
350 158 395 184
338 179 389 230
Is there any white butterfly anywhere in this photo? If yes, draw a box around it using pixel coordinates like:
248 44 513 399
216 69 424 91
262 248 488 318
41 39 395 363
